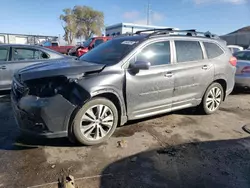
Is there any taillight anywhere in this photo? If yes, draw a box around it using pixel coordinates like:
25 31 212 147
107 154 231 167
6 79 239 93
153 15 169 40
241 66 250 74
229 56 237 66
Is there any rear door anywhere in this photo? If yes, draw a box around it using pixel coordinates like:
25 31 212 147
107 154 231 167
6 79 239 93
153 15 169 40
0 46 11 90
171 40 214 109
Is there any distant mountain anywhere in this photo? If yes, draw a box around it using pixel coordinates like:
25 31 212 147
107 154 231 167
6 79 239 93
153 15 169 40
228 26 250 34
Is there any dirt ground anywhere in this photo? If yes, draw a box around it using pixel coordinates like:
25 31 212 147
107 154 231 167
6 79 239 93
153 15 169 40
0 90 250 188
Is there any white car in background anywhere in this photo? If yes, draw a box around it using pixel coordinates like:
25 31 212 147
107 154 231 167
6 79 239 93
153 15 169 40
228 45 244 53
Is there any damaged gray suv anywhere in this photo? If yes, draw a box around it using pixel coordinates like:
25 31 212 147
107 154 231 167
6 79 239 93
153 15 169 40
11 29 237 145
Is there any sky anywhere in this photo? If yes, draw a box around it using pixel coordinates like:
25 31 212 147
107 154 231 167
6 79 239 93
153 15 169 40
1 0 250 38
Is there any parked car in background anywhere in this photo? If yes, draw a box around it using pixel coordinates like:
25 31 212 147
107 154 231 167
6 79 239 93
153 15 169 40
0 44 74 91
42 41 74 54
233 50 250 89
11 29 236 145
227 45 243 53
69 36 111 57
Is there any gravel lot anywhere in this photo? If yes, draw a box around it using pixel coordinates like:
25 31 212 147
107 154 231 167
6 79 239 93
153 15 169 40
0 90 250 188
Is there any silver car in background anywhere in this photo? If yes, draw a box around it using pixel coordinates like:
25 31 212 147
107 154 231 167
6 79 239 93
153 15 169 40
234 50 250 88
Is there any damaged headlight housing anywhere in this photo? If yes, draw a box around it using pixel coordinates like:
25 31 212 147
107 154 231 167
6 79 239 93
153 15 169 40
25 76 69 98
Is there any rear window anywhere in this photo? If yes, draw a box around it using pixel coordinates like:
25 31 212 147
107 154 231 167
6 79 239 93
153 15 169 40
175 41 203 62
204 42 224 59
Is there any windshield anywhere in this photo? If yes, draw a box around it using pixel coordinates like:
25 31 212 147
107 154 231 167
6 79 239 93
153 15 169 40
83 38 94 47
80 37 144 65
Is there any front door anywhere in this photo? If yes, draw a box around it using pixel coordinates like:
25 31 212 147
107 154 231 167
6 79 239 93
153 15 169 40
126 40 174 119
171 40 214 109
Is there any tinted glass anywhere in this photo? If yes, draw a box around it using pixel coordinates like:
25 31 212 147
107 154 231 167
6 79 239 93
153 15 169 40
232 48 240 53
175 41 203 62
204 42 224 59
94 39 104 47
80 37 143 65
234 51 250 61
0 48 8 61
13 48 41 61
135 41 170 66
83 38 93 47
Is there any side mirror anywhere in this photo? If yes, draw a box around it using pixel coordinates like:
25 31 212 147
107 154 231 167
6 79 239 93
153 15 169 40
131 61 150 70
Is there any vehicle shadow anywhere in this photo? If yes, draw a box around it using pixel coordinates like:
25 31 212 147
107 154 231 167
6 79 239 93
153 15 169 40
100 137 250 188
231 87 250 95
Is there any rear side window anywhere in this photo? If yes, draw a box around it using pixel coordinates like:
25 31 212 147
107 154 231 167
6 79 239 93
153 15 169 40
0 48 8 61
13 48 48 61
204 42 224 59
175 41 203 63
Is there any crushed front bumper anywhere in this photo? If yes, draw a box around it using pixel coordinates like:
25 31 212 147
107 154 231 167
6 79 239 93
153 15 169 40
11 93 76 138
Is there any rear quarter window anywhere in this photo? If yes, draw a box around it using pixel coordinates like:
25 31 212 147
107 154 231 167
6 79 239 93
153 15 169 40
203 42 224 59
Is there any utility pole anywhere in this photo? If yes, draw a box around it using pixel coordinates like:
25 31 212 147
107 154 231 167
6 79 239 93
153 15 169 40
146 1 152 25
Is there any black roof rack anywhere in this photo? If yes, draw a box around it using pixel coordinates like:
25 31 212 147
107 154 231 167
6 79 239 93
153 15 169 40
135 28 219 39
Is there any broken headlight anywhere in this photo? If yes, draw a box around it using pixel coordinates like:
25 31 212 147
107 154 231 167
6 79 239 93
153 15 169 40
25 77 69 98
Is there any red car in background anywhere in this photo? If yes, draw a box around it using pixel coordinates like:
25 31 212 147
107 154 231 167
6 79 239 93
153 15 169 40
43 41 73 54
69 36 111 57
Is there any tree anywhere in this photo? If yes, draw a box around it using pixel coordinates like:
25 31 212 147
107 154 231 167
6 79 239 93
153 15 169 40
60 6 104 44
73 6 104 39
60 8 77 45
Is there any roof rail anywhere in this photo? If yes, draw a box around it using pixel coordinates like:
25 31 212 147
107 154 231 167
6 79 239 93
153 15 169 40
135 28 219 39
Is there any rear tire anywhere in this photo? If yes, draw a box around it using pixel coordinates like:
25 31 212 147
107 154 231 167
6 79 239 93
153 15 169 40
200 82 224 115
70 97 118 145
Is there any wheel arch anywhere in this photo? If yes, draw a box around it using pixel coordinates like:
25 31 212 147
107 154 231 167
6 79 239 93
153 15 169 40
91 90 127 126
213 79 227 101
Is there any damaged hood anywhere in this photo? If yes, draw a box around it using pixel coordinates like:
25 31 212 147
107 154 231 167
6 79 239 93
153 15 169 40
17 59 105 81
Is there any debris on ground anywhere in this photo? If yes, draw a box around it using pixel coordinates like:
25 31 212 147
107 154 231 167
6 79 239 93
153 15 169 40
117 140 128 148
51 164 56 169
165 129 173 134
157 147 178 157
130 157 137 162
242 124 250 134
58 175 75 188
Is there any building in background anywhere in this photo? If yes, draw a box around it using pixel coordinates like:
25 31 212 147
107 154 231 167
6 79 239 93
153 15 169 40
0 33 58 45
220 26 250 49
105 23 178 36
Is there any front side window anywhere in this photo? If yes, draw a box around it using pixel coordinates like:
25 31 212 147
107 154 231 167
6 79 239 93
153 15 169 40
34 50 50 59
135 41 170 66
80 37 144 65
204 42 224 59
13 48 42 61
0 48 8 61
175 41 203 63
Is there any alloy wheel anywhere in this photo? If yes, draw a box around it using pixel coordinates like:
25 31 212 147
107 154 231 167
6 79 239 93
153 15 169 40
206 87 222 112
80 105 114 141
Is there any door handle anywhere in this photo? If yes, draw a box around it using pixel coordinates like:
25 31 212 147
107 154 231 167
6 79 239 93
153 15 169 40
202 65 208 70
0 66 6 70
164 72 173 78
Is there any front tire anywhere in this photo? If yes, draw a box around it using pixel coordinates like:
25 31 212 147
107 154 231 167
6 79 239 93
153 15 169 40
70 97 118 145
201 82 224 115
